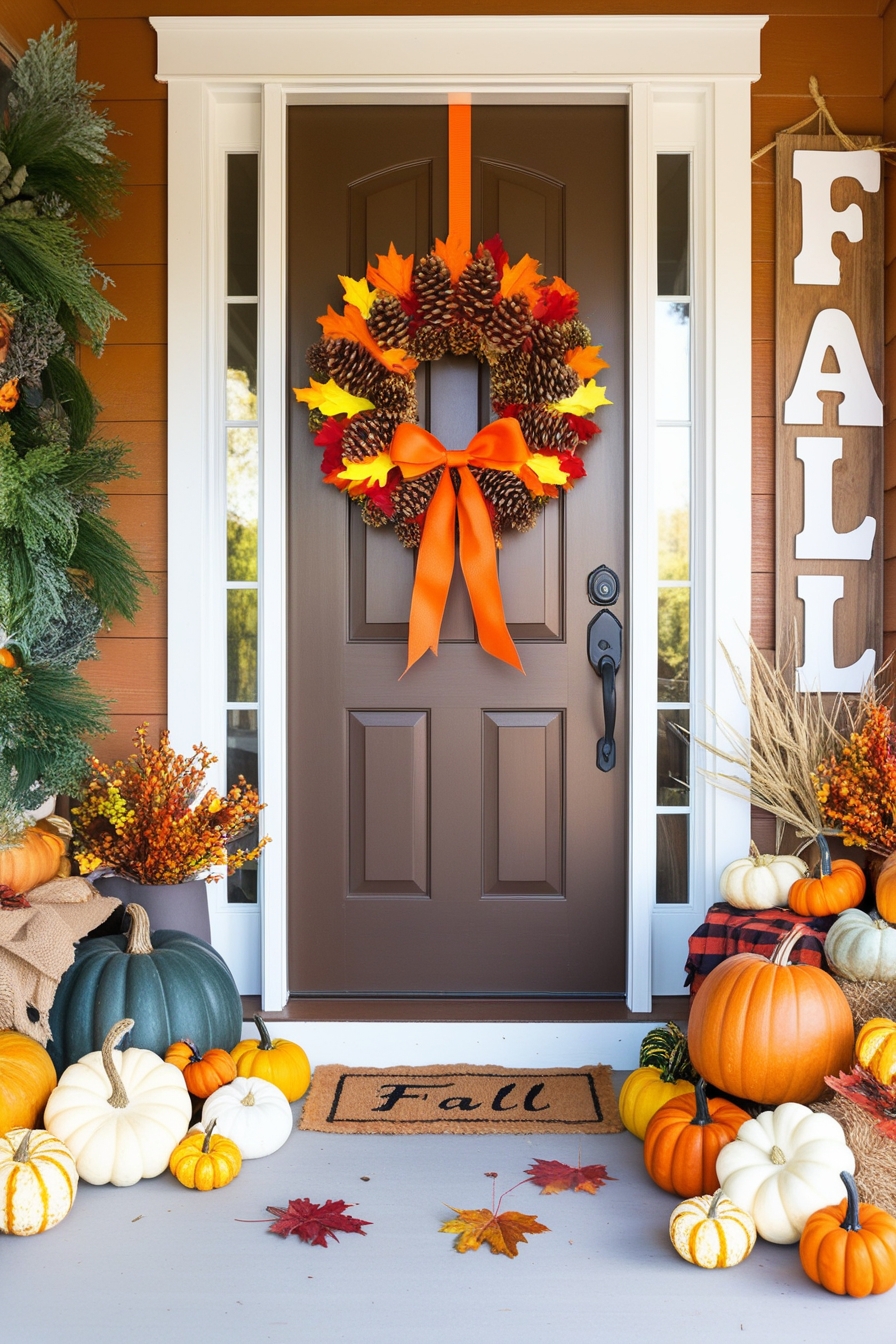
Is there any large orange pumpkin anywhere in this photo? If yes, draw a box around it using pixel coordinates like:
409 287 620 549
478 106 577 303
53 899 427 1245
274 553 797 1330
0 1031 57 1132
0 826 66 893
875 851 896 925
688 925 854 1105
643 1078 749 1197
787 835 865 917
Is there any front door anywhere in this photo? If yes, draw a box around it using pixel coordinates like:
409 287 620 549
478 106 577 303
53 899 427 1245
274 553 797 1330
287 105 628 995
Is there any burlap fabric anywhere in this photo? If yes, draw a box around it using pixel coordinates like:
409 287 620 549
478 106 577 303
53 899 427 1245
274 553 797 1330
833 975 896 1033
0 877 120 1044
813 1091 896 1219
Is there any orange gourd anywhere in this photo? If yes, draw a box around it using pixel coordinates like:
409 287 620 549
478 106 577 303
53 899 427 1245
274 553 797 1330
164 1039 237 1098
800 1171 896 1297
642 1078 749 1197
875 851 896 924
0 1031 57 1132
0 647 17 669
0 826 66 894
787 835 865 917
230 1015 310 1103
688 925 855 1105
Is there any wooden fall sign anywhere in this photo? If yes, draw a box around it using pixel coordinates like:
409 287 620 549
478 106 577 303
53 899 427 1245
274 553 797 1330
775 134 883 691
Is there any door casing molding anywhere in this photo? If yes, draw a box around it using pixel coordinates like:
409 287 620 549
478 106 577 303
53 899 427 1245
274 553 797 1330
153 14 763 1013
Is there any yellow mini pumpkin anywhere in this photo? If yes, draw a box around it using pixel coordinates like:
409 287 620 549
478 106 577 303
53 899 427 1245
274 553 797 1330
231 1015 310 1103
0 1030 57 1133
0 1128 78 1235
169 1119 241 1191
670 1189 757 1269
855 1017 896 1086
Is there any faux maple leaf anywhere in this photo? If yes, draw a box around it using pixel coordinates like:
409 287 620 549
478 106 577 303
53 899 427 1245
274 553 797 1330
366 242 415 301
532 277 579 324
440 1206 549 1258
317 304 417 374
499 253 545 304
565 344 609 380
266 1198 371 1248
434 234 472 283
478 234 509 277
525 1157 614 1195
563 412 601 444
0 884 28 909
825 1067 896 1141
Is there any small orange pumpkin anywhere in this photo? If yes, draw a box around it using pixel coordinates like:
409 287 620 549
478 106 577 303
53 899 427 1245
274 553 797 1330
643 1078 750 1197
0 1031 57 1133
788 835 865 917
0 826 66 894
0 647 17 669
164 1039 237 1098
875 851 896 924
800 1171 896 1297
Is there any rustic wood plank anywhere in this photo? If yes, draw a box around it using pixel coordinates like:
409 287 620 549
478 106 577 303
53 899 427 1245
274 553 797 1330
753 261 774 338
750 806 778 854
99 101 167 186
752 182 775 263
886 420 896 493
75 18 164 100
99 572 167 639
80 345 166 421
102 266 167 345
70 0 884 18
758 16 882 98
886 339 896 422
105 493 167 572
90 715 167 764
885 488 896 560
751 570 776 648
81 637 167 714
752 418 775 493
752 341 775 418
101 422 166 494
753 494 775 573
89 186 166 266
0 0 69 51
884 558 896 631
753 95 883 153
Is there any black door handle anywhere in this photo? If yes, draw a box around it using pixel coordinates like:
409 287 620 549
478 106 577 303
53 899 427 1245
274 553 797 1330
587 608 622 773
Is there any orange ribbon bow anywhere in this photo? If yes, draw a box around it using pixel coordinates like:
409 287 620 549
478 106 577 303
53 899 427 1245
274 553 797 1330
389 419 530 674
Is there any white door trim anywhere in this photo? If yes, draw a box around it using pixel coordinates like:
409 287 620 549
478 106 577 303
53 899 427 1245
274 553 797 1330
153 14 762 1014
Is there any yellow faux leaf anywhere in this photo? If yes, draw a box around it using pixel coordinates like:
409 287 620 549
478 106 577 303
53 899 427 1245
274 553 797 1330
524 453 570 487
339 275 375 318
499 253 544 303
293 378 374 419
564 345 609 380
366 243 414 300
548 379 612 417
440 1207 549 1258
337 451 394 489
434 234 472 284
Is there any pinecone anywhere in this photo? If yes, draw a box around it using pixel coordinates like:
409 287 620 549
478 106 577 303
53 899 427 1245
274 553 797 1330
413 252 455 329
360 498 390 528
375 374 417 420
489 348 530 406
394 518 422 549
558 318 593 350
323 337 387 399
367 294 410 350
449 321 482 356
407 326 449 362
526 349 580 403
340 410 396 462
390 469 440 521
485 294 533 353
307 408 325 433
305 339 330 381
456 254 499 323
474 468 539 533
517 405 580 453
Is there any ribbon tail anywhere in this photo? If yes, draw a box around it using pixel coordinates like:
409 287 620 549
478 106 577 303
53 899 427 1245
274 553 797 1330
403 467 457 674
456 468 524 673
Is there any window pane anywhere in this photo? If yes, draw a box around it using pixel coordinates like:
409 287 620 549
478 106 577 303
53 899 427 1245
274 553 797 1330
658 588 690 702
227 427 258 581
656 813 689 904
655 301 690 421
227 708 258 904
227 154 258 297
227 303 257 399
657 708 689 805
657 154 689 296
227 588 257 702
656 426 690 581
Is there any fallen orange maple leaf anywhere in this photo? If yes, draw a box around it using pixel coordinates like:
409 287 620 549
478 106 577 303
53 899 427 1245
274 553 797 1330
440 1206 549 1257
525 1157 616 1195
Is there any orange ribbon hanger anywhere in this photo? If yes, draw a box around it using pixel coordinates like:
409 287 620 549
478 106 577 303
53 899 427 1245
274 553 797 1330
389 420 529 674
448 103 472 254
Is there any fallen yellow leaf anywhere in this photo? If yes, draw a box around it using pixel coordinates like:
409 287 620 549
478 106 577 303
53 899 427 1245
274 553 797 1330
440 1206 549 1258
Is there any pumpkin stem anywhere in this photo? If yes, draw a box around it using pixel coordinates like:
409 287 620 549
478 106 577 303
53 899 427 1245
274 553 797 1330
690 1077 712 1127
101 1018 134 1109
240 1090 256 1107
125 903 154 955
839 1170 862 1232
253 1014 273 1051
749 839 761 862
12 1129 31 1162
816 833 833 878
770 1145 786 1165
707 1189 724 1220
769 925 804 967
202 1118 217 1153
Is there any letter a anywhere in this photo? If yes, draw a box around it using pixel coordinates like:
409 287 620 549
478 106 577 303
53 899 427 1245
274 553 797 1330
784 310 882 427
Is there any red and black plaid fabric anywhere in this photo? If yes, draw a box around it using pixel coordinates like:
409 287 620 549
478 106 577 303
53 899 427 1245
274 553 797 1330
685 902 837 996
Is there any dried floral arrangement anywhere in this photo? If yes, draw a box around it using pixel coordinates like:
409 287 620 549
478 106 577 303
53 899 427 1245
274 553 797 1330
814 693 896 854
72 724 269 885
294 235 611 549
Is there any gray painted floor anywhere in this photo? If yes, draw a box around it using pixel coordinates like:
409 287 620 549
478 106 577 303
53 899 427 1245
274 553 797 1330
4 1075 892 1344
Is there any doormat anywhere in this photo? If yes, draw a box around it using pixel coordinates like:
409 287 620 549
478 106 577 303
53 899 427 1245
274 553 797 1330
299 1064 622 1135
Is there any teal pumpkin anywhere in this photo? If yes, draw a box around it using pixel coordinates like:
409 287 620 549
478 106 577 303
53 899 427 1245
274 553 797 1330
47 903 242 1071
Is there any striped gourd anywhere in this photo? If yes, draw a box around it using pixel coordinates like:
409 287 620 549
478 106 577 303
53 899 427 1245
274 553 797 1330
670 1190 757 1269
639 1021 697 1083
0 1128 78 1235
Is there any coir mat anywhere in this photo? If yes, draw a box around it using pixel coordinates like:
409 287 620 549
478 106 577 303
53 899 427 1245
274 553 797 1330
299 1063 622 1135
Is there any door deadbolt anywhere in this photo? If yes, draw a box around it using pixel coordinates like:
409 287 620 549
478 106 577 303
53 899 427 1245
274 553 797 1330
587 564 620 606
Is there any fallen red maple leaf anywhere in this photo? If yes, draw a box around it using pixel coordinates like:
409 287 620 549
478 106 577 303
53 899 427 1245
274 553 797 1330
525 1157 615 1195
266 1197 371 1248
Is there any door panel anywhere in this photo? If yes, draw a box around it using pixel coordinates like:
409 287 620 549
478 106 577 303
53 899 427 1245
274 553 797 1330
288 105 627 995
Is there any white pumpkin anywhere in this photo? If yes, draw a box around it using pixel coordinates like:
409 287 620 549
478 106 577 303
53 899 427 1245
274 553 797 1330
715 1103 855 1244
0 1128 78 1235
44 1018 191 1187
201 1076 292 1158
824 907 896 982
669 1189 757 1269
719 844 809 910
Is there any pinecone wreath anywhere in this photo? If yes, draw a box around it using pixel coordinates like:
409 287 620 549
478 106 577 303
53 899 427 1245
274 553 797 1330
294 234 611 548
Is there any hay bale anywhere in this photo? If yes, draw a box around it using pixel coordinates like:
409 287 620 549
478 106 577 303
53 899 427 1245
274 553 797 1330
813 1093 896 1218
833 975 896 1033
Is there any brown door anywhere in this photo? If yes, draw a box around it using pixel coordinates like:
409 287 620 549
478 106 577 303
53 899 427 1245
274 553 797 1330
287 105 627 995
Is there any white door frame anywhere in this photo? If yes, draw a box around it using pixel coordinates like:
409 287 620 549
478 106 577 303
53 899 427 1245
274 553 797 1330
153 14 762 1013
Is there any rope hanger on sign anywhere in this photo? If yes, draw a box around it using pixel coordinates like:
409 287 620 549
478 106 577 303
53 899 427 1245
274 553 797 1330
752 76 895 166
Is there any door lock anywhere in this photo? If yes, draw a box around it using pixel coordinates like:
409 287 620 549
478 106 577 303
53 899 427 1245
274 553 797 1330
587 564 620 606
587 607 623 773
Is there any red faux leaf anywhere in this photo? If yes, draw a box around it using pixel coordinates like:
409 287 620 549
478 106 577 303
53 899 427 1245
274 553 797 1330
532 278 579 324
563 413 601 444
266 1197 371 1248
366 470 401 517
478 234 509 277
0 884 28 909
556 450 587 482
525 1158 615 1195
825 1066 896 1140
314 418 345 448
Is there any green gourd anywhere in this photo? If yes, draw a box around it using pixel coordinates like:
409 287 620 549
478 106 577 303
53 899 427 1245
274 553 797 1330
47 903 242 1071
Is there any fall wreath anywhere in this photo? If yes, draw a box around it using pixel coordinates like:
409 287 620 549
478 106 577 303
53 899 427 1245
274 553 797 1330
293 234 611 671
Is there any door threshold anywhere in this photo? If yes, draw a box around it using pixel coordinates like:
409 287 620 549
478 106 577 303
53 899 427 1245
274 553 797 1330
241 994 689 1025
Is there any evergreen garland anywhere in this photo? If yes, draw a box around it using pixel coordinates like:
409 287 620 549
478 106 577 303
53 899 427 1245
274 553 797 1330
0 26 148 843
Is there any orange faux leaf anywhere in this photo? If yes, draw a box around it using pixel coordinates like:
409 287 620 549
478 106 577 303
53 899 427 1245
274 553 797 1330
499 253 544 304
440 1206 549 1258
318 304 417 375
0 377 19 411
434 234 472 284
366 243 414 300
565 345 609 380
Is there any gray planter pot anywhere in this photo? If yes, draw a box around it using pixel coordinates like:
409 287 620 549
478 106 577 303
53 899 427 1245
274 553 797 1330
91 874 211 943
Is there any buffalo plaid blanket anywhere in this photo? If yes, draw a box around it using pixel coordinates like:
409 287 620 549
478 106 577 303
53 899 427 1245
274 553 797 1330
685 902 837 995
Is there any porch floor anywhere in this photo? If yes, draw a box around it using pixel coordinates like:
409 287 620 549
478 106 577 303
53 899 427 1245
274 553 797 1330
5 1075 886 1344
